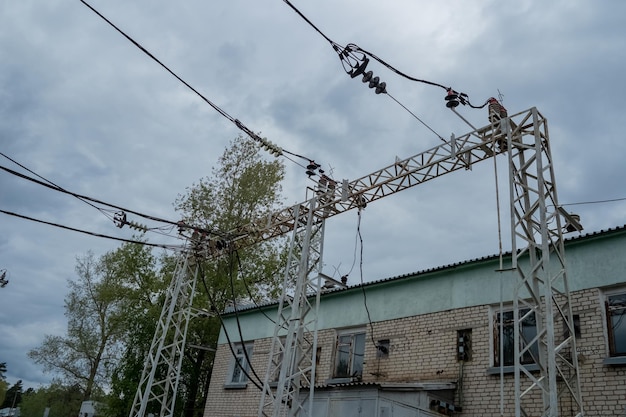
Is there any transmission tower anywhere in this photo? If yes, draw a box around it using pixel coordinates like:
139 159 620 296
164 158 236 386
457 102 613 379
130 107 583 417
129 253 200 417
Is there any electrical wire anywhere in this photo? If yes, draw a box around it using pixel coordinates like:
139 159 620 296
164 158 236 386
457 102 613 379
386 93 446 142
558 197 626 207
0 208 179 250
0 151 114 221
0 161 225 238
226 248 265 387
78 0 318 170
234 250 278 325
197 262 265 392
280 0 490 109
354 208 378 351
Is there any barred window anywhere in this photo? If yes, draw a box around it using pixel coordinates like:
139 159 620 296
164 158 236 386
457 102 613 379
494 308 538 366
607 292 626 357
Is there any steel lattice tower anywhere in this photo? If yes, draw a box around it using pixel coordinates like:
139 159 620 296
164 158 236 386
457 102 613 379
130 108 583 417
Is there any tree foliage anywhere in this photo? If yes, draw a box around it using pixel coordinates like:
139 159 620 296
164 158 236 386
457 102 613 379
0 362 6 405
28 241 158 402
0 379 22 409
170 135 288 417
25 136 288 417
175 135 287 306
20 381 83 417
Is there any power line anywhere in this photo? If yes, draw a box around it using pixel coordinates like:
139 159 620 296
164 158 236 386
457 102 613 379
0 208 179 250
77 0 319 171
278 0 462 140
0 151 113 221
386 93 446 142
0 159 225 239
559 197 626 207
280 0 489 109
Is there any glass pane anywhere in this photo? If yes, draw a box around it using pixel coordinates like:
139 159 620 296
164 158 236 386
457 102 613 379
521 318 538 364
497 310 514 366
352 333 365 377
231 357 243 383
335 336 351 377
496 309 536 366
609 294 626 355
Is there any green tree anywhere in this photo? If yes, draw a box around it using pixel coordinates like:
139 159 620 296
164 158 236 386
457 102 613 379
175 134 287 304
0 362 7 405
106 136 287 417
20 381 83 417
29 241 157 402
105 248 167 417
173 135 287 417
0 379 22 410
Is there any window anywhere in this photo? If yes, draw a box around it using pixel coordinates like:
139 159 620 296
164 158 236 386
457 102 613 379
494 308 538 366
607 292 626 357
376 339 390 359
334 330 365 379
226 343 253 387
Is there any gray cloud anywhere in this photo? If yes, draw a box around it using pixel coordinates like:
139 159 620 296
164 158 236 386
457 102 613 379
1 0 625 390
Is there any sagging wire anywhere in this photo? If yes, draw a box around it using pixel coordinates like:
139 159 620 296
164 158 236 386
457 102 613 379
0 209 180 250
354 208 379 355
281 0 491 111
225 246 266 388
78 0 324 177
1 151 116 223
0 159 225 240
234 250 278 325
197 261 265 393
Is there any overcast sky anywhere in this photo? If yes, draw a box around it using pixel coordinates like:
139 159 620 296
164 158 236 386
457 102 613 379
1 0 625 390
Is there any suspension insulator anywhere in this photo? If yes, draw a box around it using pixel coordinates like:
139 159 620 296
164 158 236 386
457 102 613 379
349 57 369 78
361 71 387 94
445 89 460 108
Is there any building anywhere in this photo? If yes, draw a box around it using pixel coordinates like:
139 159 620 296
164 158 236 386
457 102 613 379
203 226 626 416
79 401 100 417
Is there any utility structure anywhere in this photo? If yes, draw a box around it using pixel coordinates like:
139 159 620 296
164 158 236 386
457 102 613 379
129 107 583 417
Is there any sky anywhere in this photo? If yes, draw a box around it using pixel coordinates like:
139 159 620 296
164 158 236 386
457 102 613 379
1 0 625 391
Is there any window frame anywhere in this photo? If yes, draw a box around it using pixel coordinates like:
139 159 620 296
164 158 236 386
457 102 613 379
605 289 626 358
331 328 366 381
490 305 538 368
224 342 254 388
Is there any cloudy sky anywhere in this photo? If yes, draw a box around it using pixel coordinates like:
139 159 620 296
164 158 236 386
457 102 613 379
1 0 625 390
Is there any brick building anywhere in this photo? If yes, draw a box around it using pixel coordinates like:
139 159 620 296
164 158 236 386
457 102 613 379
203 226 626 416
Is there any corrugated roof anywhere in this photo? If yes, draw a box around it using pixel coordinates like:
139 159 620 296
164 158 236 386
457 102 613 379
224 224 626 314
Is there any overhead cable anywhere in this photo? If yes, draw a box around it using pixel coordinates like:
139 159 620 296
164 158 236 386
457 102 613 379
0 209 179 250
281 0 489 109
0 161 224 238
0 151 113 220
78 0 317 168
197 263 265 393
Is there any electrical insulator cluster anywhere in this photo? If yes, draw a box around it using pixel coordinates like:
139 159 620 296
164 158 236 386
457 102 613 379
113 211 148 232
235 119 283 157
336 45 387 95
444 88 469 108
